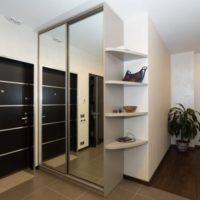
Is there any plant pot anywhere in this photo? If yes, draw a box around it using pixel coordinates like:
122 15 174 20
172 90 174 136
176 140 189 152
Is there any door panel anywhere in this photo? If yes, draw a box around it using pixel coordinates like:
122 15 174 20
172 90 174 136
0 57 34 177
43 87 65 104
43 67 65 87
0 57 33 83
0 107 33 130
42 106 65 123
0 149 33 177
70 73 77 151
42 139 65 160
0 83 33 105
42 122 65 143
0 127 33 154
89 75 103 147
41 62 67 173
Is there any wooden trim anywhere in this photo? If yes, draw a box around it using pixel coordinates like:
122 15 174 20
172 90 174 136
123 175 150 186
78 146 89 152
123 146 171 186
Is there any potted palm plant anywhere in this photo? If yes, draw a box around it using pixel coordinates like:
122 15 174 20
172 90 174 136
168 104 200 152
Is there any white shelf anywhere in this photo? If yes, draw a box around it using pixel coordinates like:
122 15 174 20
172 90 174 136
105 112 148 118
105 139 148 150
105 80 147 86
105 48 147 61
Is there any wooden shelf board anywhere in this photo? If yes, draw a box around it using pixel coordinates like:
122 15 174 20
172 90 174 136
105 48 147 61
105 112 148 118
105 80 147 86
105 139 148 150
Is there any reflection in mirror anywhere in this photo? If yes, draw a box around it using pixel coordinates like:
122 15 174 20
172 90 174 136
39 25 67 174
68 12 104 186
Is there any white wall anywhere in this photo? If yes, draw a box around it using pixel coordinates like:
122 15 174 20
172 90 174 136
148 20 171 179
40 32 66 71
124 14 148 55
123 14 149 181
0 15 38 165
123 16 170 181
171 52 195 108
194 53 200 145
170 52 198 146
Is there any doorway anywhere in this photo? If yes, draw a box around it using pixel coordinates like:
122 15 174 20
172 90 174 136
89 74 103 147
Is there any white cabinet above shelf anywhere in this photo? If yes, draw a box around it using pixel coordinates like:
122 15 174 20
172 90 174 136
105 80 147 86
105 139 148 150
105 48 147 61
105 112 148 118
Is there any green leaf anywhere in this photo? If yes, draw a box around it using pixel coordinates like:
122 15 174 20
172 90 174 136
168 104 200 141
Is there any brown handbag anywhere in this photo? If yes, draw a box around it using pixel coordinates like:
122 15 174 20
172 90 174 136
123 66 147 82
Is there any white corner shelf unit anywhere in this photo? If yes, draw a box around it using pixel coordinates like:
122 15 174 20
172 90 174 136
105 112 148 118
105 80 148 86
105 139 148 150
104 31 149 192
105 48 147 61
103 5 170 196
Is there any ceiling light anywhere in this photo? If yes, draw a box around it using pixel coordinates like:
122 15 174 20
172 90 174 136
5 16 22 25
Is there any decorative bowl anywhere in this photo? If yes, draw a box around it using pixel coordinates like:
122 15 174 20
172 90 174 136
123 106 137 113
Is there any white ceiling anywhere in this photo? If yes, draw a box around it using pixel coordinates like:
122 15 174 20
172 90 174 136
106 0 200 53
0 0 200 53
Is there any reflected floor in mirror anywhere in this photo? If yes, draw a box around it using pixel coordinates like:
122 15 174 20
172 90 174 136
57 144 104 186
43 154 77 174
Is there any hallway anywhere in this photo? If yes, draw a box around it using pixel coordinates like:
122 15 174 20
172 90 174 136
0 170 189 200
151 147 200 200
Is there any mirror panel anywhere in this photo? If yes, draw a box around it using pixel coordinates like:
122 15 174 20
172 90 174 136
39 25 67 174
68 12 104 186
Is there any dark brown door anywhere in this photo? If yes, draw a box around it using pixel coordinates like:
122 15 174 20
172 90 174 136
89 74 103 147
0 57 34 177
42 67 66 161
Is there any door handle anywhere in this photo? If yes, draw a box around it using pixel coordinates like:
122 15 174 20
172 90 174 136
21 117 28 120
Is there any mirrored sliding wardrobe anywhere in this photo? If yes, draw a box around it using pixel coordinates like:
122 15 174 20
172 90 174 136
39 5 104 194
38 2 170 197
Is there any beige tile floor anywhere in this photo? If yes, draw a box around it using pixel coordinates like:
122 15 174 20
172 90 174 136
0 170 189 200
69 144 103 186
56 144 104 186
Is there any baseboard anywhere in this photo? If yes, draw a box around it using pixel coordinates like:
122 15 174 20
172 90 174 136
171 144 200 150
123 175 150 186
78 146 89 152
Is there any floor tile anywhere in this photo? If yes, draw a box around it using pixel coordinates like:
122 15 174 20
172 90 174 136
34 170 60 186
106 187 135 200
139 185 190 200
0 179 44 200
133 194 154 200
0 170 34 194
23 187 70 200
77 191 104 200
118 179 141 194
47 178 85 199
